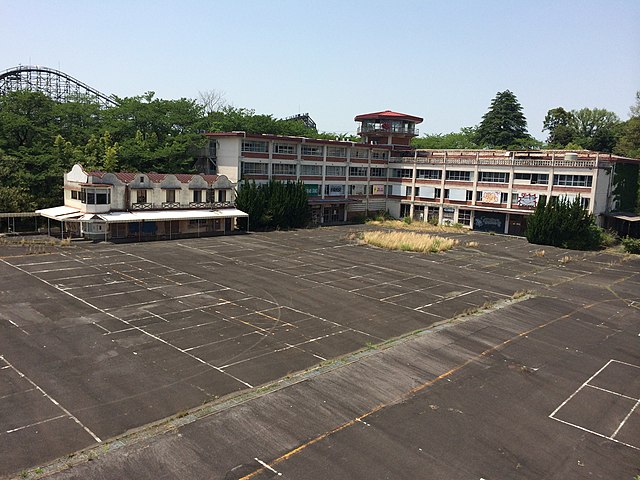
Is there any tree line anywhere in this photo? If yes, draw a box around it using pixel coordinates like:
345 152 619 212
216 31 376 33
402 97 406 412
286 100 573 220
1 88 639 213
412 90 640 160
0 91 330 211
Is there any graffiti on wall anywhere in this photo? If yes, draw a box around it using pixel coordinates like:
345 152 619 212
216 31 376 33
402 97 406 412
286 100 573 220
481 191 501 204
517 193 538 208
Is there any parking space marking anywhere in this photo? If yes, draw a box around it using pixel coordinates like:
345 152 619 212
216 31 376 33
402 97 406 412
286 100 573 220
549 359 640 451
0 355 101 442
3 258 256 390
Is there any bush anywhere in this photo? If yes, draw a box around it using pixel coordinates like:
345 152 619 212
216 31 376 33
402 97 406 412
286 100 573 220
600 229 620 248
526 196 602 250
622 236 640 254
402 216 412 225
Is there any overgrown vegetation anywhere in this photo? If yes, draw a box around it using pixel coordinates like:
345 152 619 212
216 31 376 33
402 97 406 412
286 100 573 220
526 196 602 250
235 179 311 230
360 230 459 253
621 236 640 254
366 217 466 234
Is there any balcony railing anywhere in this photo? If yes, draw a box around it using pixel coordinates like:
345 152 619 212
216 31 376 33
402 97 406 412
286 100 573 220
132 202 234 210
358 125 418 136
132 202 152 210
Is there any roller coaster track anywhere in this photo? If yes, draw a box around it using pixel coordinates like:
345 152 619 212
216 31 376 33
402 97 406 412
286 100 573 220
0 65 117 107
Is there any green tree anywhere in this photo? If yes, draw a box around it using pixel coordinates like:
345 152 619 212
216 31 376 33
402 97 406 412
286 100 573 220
412 127 479 149
526 196 602 250
235 179 310 230
613 90 640 213
543 107 576 147
0 90 56 150
570 108 620 152
475 90 532 149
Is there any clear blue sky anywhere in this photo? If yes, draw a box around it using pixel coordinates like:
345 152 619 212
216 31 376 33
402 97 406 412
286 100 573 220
2 0 639 140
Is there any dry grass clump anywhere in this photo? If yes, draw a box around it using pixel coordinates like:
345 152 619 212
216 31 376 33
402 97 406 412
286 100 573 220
533 249 546 257
465 241 479 248
366 219 465 233
362 230 458 253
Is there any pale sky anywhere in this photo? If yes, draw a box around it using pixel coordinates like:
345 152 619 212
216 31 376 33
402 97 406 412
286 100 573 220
1 0 639 140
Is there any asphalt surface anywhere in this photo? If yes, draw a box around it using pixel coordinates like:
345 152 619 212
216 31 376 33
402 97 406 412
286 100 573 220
0 226 638 479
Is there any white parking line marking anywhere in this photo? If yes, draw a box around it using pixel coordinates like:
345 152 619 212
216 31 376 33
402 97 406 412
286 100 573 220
0 356 101 442
254 458 282 476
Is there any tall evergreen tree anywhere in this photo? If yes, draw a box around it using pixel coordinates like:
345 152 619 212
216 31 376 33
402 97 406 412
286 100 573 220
475 90 530 149
526 196 602 250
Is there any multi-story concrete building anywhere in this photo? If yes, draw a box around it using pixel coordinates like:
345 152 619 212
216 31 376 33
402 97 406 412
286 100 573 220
205 110 638 234
37 164 247 241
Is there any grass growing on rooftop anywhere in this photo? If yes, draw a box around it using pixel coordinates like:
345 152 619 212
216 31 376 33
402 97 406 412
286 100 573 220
362 230 459 253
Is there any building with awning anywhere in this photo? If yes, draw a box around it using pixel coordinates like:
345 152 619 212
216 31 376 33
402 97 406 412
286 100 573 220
38 164 248 242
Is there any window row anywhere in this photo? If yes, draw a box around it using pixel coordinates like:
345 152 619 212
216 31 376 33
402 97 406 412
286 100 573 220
242 162 387 178
126 189 227 204
514 173 549 184
553 175 593 187
74 188 111 205
241 140 387 159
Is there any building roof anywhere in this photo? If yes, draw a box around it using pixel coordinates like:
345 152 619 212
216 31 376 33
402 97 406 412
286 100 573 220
88 171 220 185
96 208 248 223
354 110 423 123
36 206 248 223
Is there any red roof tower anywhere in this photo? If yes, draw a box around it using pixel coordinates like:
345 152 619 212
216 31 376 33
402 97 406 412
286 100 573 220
354 110 423 146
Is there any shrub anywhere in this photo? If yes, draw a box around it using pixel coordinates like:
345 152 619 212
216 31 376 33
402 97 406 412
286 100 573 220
526 196 602 250
402 216 412 225
622 236 640 254
600 229 620 248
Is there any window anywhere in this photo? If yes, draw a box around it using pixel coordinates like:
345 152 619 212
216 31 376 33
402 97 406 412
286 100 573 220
352 149 369 159
478 172 509 183
217 190 227 202
501 192 509 203
580 197 590 209
532 174 548 185
241 140 268 153
139 176 145 183
444 188 466 201
349 184 367 195
165 190 176 203
96 191 109 204
370 167 387 178
300 164 322 176
241 162 268 175
371 151 388 160
349 166 368 177
326 165 346 176
405 186 413 196
391 169 413 178
553 175 592 187
272 163 297 175
301 145 323 156
324 184 345 196
466 190 473 201
417 169 441 180
514 173 548 184
327 146 347 157
445 170 472 181
458 209 472 226
136 190 147 203
273 143 297 155
71 190 79 200
193 190 203 202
